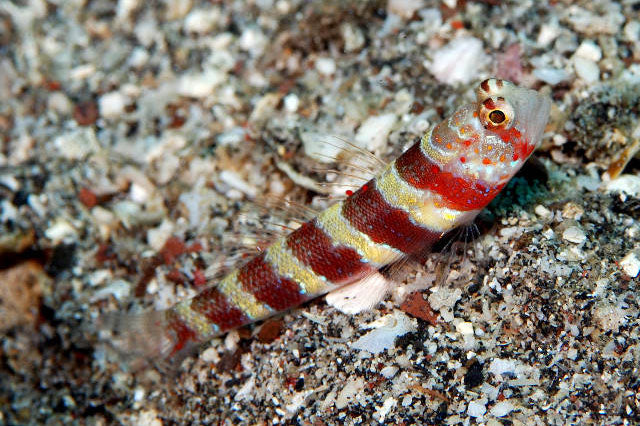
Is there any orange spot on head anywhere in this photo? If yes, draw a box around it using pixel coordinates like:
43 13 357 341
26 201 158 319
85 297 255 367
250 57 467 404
473 111 478 118
487 145 493 151
482 158 492 165
474 148 479 154
460 157 466 163
446 143 452 150
464 139 472 147
499 155 505 162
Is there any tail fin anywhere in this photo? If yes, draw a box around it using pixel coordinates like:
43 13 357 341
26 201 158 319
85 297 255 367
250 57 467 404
99 308 193 362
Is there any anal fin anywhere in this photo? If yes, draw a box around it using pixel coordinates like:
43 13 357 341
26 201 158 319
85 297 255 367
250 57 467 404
325 272 392 314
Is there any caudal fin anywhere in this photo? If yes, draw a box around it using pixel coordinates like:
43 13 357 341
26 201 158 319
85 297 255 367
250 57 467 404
99 309 185 361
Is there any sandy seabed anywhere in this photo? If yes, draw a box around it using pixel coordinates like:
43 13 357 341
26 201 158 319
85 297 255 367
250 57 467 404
1 0 640 424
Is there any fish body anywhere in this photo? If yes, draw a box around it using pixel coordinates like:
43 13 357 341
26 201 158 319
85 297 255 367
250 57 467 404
126 79 551 357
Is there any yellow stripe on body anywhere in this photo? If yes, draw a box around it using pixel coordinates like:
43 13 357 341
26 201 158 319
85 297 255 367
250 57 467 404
217 269 271 320
420 127 455 165
376 162 480 233
265 238 332 296
174 300 219 337
316 203 403 268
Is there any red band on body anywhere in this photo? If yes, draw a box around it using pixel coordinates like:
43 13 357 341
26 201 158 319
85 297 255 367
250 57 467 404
287 219 369 284
166 310 199 355
342 179 441 254
191 287 249 331
395 142 504 211
238 253 306 311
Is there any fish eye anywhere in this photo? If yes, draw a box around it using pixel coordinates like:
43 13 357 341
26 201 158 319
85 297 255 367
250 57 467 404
488 110 506 124
478 97 514 130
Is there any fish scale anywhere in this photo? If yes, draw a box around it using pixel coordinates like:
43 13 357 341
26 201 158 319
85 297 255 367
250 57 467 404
123 78 551 357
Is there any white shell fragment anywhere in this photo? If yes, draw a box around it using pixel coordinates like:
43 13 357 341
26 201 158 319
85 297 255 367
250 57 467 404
455 321 474 336
467 399 487 418
605 175 640 198
177 69 225 98
355 113 397 153
620 251 640 278
44 219 77 244
315 57 336 76
335 377 365 409
562 226 586 244
533 67 569 85
426 37 488 84
490 401 516 417
351 310 417 354
99 91 128 119
573 56 599 83
218 170 257 199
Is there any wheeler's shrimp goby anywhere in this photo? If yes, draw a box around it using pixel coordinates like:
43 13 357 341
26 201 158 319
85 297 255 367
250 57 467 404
114 78 551 358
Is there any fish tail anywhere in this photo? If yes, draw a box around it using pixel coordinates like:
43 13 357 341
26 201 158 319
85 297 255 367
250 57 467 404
100 308 187 360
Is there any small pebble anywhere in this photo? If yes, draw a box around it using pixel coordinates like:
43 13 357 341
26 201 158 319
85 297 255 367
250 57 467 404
239 27 267 55
620 251 640 278
456 321 474 336
89 279 131 302
375 397 397 423
184 8 219 34
45 219 77 244
534 205 552 219
48 92 72 115
467 400 487 418
335 377 365 409
380 366 398 379
574 40 602 62
73 101 99 126
537 22 560 46
387 0 424 18
219 170 257 199
128 47 150 68
355 114 397 152
490 401 515 417
573 57 599 83
283 93 299 113
315 57 336 76
488 358 517 377
606 175 640 198
624 21 640 43
99 91 128 119
562 226 586 244
177 69 225 98
341 23 365 52
533 67 569 85
351 311 417 354
427 36 488 84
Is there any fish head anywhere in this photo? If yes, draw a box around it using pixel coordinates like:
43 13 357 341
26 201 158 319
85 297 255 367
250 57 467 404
432 78 551 188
